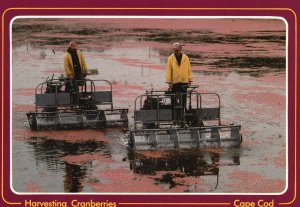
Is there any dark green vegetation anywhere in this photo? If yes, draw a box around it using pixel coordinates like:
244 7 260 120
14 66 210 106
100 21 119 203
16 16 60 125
12 19 286 76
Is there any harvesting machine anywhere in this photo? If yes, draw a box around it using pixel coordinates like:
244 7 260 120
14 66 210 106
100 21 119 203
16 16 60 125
26 75 128 130
129 85 242 150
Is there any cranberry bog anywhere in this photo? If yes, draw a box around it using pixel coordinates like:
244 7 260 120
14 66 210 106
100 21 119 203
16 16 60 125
11 18 286 193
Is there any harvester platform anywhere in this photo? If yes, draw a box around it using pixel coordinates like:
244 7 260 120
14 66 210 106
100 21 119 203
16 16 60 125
26 75 128 130
129 86 242 150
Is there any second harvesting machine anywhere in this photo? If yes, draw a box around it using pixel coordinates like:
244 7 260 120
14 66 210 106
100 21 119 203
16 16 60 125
129 85 242 150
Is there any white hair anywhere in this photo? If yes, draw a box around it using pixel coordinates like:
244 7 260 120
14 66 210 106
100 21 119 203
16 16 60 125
69 41 77 47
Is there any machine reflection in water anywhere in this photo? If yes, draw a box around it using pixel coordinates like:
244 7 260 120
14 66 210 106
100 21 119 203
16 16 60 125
26 137 109 192
128 148 240 192
25 136 240 193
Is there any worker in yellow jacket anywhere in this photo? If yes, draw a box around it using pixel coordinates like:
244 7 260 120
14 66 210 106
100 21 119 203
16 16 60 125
166 42 193 109
64 41 88 80
64 41 88 91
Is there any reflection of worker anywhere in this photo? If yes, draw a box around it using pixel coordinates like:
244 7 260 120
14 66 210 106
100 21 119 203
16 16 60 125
64 41 87 90
166 42 193 108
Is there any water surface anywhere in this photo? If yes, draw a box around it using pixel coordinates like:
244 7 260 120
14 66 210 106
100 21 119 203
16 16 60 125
12 18 286 193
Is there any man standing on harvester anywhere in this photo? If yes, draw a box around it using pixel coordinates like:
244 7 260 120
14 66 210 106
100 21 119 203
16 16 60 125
64 41 88 91
166 42 193 110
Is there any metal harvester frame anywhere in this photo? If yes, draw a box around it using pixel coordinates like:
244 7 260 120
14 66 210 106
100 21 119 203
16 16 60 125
26 76 128 130
129 86 242 150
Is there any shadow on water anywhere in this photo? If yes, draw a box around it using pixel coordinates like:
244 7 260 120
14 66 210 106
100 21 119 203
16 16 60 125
128 148 241 192
27 137 108 192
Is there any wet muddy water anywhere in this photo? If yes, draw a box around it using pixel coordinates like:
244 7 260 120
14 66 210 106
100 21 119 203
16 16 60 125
11 18 286 193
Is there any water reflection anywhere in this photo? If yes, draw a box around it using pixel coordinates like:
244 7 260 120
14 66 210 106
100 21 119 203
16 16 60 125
27 137 108 192
128 149 240 191
64 163 86 192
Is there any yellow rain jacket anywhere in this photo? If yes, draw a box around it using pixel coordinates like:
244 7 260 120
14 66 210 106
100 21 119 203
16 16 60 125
64 50 87 78
166 53 193 84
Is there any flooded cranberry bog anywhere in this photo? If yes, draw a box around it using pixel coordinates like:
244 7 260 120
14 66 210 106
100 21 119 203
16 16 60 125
11 18 286 193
